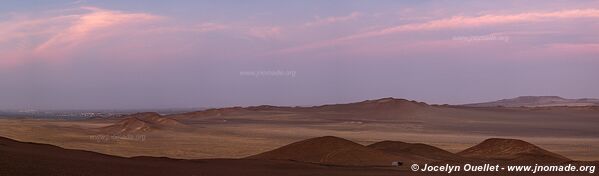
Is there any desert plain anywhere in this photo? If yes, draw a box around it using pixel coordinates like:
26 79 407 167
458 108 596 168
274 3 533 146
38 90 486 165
0 97 597 161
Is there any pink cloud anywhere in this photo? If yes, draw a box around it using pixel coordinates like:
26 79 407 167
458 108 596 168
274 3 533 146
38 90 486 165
0 17 71 67
278 9 599 54
146 22 229 34
544 43 599 56
0 7 162 67
0 15 78 51
304 12 362 27
195 23 228 32
35 7 162 57
247 26 282 40
0 6 289 68
347 9 599 40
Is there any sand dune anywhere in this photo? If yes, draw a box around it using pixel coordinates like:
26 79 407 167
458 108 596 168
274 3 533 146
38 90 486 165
0 96 597 176
248 136 403 166
458 138 570 162
0 136 401 176
99 112 184 134
249 136 575 167
167 107 253 120
367 141 465 162
1 97 597 161
3 135 594 176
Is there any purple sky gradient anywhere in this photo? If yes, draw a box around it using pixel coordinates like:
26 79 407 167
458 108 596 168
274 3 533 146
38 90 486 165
1 0 599 110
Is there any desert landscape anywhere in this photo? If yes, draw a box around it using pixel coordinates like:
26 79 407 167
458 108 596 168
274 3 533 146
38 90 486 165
2 1 599 175
1 97 598 175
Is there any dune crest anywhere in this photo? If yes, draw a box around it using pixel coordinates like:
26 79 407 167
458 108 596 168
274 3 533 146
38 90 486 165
251 136 574 166
99 112 184 134
458 138 570 162
367 140 464 162
248 136 403 166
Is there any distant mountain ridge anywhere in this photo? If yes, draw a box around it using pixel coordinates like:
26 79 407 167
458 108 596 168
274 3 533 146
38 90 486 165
463 96 599 107
167 97 429 120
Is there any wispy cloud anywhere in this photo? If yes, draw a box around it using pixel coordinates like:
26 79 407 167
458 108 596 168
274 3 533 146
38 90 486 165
34 6 162 56
146 22 229 34
247 26 282 40
546 43 599 55
0 6 163 67
346 9 599 40
195 23 228 32
278 9 599 54
304 12 362 27
3 6 599 68
70 0 86 5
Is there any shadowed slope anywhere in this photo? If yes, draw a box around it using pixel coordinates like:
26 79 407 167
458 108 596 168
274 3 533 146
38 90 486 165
248 136 402 166
1 135 593 176
458 138 570 162
367 141 465 163
0 136 402 176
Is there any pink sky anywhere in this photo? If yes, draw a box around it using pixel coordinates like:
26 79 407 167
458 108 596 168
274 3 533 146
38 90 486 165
1 0 598 109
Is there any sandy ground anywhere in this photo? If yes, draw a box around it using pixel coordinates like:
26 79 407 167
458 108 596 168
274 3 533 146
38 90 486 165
4 135 596 176
1 101 598 161
0 106 598 161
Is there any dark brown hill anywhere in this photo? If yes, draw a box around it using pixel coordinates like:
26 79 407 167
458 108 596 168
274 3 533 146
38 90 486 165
0 135 592 176
457 138 570 162
167 97 430 121
310 97 427 109
367 141 465 162
0 136 402 176
247 136 402 166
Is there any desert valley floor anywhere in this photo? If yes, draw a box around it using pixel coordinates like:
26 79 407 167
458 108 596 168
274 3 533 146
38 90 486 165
1 98 598 175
